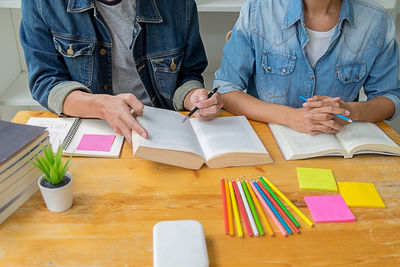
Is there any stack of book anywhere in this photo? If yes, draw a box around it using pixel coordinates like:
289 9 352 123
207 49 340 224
0 120 49 224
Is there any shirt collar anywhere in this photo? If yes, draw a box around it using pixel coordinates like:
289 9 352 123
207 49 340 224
282 0 354 29
67 0 163 23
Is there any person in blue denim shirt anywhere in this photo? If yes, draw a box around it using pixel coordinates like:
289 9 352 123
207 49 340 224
214 0 400 135
20 0 223 143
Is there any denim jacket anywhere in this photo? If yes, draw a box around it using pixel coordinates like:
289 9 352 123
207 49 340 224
20 0 207 114
214 0 400 119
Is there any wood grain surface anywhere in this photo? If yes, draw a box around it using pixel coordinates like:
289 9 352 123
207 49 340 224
1 111 399 266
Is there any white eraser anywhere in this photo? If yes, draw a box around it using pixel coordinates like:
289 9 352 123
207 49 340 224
153 220 209 267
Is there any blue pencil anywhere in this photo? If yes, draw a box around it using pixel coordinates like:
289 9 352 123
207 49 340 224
299 96 353 123
253 181 293 234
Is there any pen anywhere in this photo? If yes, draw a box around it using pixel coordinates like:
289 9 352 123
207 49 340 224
182 85 220 122
299 96 353 123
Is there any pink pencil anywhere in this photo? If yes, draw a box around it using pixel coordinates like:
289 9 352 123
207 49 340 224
250 180 287 237
220 178 229 235
256 181 300 234
232 180 253 237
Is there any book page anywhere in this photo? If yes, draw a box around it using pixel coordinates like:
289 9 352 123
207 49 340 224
190 116 267 161
268 123 344 160
135 106 204 157
27 117 76 152
335 122 400 155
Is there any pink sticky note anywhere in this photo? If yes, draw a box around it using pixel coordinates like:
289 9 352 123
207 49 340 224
77 134 116 152
304 196 355 223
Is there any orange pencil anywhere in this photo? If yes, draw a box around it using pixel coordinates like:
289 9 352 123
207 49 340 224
225 179 234 236
220 178 229 235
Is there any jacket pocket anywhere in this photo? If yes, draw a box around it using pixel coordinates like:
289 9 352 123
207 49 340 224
260 51 296 99
53 36 95 87
334 63 366 101
150 51 184 100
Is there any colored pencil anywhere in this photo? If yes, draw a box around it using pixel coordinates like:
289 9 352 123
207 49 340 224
241 180 264 236
299 95 353 123
237 180 259 237
259 176 300 228
245 180 274 236
221 179 229 235
225 179 234 236
228 180 244 238
253 181 292 235
232 180 253 236
250 180 287 237
256 180 300 234
262 176 314 227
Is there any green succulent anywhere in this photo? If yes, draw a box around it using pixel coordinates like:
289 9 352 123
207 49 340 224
32 145 72 185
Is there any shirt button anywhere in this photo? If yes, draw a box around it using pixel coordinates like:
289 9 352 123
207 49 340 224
344 78 349 82
310 76 314 80
103 84 109 91
267 67 272 71
100 49 107 56
282 68 287 73
356 75 360 79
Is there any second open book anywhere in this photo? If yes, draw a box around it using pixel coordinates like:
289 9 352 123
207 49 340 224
269 122 400 160
132 106 272 169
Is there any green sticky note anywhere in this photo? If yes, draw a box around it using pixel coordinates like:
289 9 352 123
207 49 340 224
297 167 338 192
338 182 386 208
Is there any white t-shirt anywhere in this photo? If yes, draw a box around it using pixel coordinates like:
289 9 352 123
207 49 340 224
305 26 336 67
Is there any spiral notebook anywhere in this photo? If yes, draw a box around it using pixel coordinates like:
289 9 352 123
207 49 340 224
26 117 124 158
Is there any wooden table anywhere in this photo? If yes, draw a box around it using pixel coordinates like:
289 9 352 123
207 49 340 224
1 111 400 266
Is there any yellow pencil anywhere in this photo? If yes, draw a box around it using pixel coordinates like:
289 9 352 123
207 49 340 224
245 180 274 236
225 179 234 236
263 177 314 227
228 180 243 238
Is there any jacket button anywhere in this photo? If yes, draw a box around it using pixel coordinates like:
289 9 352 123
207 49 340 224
282 68 287 73
356 75 360 79
67 44 74 56
170 59 177 71
100 49 107 56
103 84 109 91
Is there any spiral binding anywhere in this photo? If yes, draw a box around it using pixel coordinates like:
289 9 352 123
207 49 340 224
62 119 82 151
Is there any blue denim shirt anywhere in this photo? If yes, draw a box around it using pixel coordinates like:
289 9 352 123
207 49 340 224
214 0 400 120
20 0 207 114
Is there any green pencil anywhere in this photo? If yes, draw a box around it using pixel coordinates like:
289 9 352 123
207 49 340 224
259 176 300 228
241 180 264 236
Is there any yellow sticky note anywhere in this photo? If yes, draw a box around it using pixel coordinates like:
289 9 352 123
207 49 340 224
297 167 337 192
338 182 386 208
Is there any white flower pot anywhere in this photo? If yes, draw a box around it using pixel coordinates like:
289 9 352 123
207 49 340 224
38 171 73 212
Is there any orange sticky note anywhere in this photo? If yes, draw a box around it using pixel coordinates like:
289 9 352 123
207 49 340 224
338 182 386 208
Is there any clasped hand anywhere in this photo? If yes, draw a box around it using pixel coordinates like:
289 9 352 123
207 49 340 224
290 96 351 135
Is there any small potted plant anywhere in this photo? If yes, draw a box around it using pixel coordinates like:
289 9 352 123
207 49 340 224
33 145 73 212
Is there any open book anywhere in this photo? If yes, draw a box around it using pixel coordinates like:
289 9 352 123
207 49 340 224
132 106 272 169
269 122 400 160
27 117 124 158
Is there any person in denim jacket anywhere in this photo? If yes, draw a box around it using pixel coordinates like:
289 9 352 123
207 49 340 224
20 0 222 143
214 0 400 135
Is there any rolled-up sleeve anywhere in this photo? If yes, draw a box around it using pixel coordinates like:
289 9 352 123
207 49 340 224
363 12 400 120
213 0 255 95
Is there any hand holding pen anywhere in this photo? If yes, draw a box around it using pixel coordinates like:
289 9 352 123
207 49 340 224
182 85 221 122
